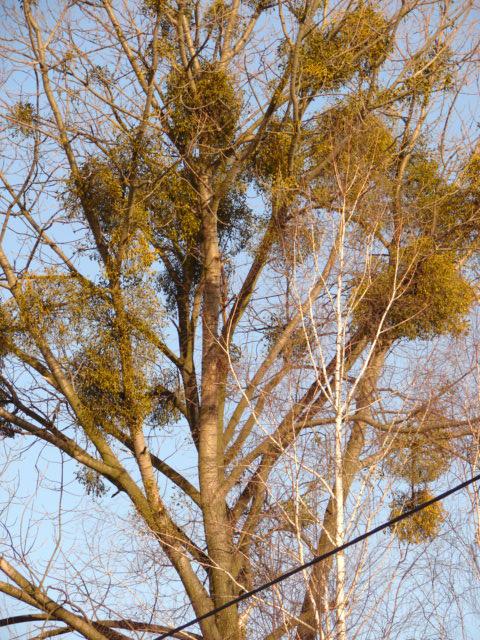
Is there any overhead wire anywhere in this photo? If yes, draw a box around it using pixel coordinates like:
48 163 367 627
154 472 480 640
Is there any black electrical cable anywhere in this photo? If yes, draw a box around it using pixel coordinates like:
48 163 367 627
154 472 480 640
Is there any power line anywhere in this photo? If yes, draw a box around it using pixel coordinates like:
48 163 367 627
154 472 480 640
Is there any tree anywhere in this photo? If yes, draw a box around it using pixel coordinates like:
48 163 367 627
1 0 480 639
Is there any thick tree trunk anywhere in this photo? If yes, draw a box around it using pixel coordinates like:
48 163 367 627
198 175 241 640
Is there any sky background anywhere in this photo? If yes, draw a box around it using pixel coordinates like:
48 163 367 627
2 0 480 638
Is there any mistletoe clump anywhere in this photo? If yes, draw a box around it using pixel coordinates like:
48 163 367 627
67 158 125 234
300 5 391 93
398 151 480 251
405 44 454 97
354 239 475 340
390 490 446 544
278 495 317 531
148 169 201 246
166 63 241 150
65 151 159 275
250 117 306 205
385 430 451 485
75 467 108 498
263 312 312 361
315 104 393 168
252 118 300 183
72 330 155 430
8 100 36 138
310 101 394 208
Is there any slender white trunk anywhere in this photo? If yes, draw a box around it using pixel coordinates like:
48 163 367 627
334 210 347 640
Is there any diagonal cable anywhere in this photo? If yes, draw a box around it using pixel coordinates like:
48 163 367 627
155 472 480 640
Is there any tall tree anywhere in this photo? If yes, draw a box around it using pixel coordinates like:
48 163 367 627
1 0 480 639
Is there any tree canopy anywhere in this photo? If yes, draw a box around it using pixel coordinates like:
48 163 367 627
1 0 480 639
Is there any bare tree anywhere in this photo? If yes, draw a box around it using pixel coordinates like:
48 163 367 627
1 0 480 639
